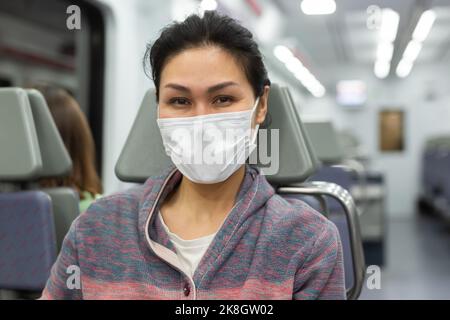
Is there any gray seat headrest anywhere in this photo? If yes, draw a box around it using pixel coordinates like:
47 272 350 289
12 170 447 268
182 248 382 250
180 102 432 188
262 84 319 185
283 87 320 173
337 130 360 158
0 88 72 181
27 89 72 178
0 88 43 181
425 135 450 150
115 90 172 183
115 84 319 185
303 120 345 165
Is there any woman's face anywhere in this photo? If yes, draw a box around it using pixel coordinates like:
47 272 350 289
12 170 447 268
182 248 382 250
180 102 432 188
158 45 268 127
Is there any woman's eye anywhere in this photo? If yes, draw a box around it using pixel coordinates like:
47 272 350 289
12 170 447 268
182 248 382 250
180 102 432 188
169 98 190 106
214 96 233 105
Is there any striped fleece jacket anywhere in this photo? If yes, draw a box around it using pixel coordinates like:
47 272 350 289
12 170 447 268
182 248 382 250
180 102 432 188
40 165 345 300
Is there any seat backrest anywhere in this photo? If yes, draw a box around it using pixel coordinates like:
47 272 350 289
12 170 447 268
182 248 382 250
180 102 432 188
0 88 72 181
328 212 355 290
27 89 72 177
0 88 42 181
25 89 79 251
422 135 450 198
338 130 361 159
115 84 319 184
115 90 171 183
0 88 60 292
303 120 345 165
263 84 319 185
281 88 357 293
309 166 354 193
0 88 79 256
283 87 321 175
43 188 80 252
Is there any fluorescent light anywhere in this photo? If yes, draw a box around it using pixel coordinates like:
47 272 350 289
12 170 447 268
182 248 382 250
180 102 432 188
285 57 304 74
379 9 400 42
273 45 293 64
374 8 399 79
301 0 336 15
294 68 314 84
413 10 436 42
305 79 326 97
310 84 326 98
403 40 422 62
296 66 325 97
376 42 394 62
396 59 413 78
393 10 435 78
303 77 319 90
311 90 325 98
374 60 390 79
274 44 325 97
300 71 319 88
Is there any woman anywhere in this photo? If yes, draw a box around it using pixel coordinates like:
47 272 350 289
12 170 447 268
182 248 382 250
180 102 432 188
41 11 345 300
35 85 102 213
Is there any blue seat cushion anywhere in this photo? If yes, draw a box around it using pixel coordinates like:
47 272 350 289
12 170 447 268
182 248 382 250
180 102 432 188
0 191 57 291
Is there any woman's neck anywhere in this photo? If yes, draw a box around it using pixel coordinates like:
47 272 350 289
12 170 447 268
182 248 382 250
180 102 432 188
160 165 246 239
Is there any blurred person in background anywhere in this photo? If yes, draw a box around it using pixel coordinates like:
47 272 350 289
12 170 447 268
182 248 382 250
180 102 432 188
33 84 102 212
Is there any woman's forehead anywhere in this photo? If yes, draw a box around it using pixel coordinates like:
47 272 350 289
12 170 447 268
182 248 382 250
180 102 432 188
160 46 250 91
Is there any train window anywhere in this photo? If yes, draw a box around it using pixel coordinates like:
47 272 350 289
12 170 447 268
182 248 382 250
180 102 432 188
0 0 105 175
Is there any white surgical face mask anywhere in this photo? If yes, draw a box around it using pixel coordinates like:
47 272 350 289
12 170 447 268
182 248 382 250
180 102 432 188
157 98 260 184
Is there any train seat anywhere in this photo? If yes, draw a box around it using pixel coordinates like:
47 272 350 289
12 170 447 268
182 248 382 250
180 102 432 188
0 88 79 253
0 88 56 292
26 89 80 251
303 120 386 267
267 85 363 298
420 136 450 219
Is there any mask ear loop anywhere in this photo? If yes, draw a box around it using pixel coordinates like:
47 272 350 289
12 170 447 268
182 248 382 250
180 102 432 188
250 97 261 144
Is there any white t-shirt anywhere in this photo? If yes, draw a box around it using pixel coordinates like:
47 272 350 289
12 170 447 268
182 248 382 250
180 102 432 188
158 211 216 278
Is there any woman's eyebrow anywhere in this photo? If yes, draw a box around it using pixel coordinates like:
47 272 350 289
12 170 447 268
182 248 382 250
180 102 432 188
164 83 190 93
207 81 238 93
163 81 238 94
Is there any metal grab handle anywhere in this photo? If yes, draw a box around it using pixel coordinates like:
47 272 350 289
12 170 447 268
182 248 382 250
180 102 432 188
338 159 370 216
278 181 366 300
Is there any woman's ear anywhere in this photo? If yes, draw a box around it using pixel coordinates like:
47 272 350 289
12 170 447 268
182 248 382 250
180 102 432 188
255 85 270 125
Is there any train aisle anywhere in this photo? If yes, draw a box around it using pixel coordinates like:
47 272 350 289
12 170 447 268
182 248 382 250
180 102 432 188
360 214 450 300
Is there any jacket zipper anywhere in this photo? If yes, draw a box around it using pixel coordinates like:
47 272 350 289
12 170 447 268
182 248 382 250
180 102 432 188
143 169 197 300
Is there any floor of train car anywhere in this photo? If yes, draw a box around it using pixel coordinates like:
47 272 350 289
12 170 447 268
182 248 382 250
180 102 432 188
360 213 450 300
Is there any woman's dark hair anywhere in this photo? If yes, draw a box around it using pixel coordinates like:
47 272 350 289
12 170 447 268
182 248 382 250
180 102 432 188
144 11 270 101
33 84 103 200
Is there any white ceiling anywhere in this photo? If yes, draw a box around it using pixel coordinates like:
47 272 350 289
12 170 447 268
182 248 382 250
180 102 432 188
266 0 450 83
